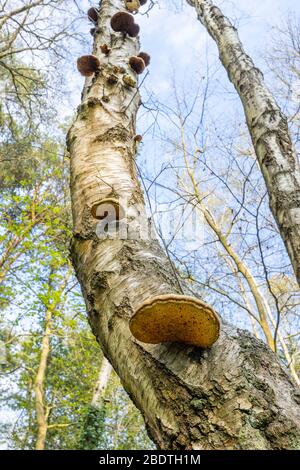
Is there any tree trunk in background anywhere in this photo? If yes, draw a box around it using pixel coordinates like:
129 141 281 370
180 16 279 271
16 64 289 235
34 306 52 450
68 0 300 449
186 0 300 286
91 357 112 407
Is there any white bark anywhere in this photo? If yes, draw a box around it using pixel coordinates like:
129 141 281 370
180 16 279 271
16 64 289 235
186 0 300 285
68 0 300 449
91 357 112 407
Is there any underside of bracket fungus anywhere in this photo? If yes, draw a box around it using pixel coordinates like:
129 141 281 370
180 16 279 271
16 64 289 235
77 55 100 76
91 198 125 222
130 294 220 348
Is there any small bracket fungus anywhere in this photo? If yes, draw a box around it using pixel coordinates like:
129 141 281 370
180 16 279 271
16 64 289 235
91 198 125 222
134 134 143 143
90 27 96 36
127 22 140 38
100 44 111 55
110 11 134 34
138 52 150 67
130 294 220 348
129 56 145 74
140 0 148 4
77 55 100 77
88 7 99 23
125 0 140 13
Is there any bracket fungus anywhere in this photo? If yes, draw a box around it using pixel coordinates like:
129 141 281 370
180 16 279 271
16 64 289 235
129 56 145 74
77 55 100 77
100 44 111 55
129 294 220 348
140 0 148 4
127 22 140 37
110 11 134 33
88 7 99 23
138 52 150 67
91 198 125 222
134 134 143 143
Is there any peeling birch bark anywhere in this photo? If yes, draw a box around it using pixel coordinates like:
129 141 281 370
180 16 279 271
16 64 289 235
186 0 300 286
68 0 300 449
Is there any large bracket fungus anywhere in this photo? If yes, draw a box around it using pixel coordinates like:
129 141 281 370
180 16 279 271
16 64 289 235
110 12 140 37
77 55 100 77
130 294 220 348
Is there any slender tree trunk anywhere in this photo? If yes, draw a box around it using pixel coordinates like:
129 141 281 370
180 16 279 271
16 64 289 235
33 272 70 450
34 308 52 450
68 0 300 449
186 0 300 286
91 357 112 407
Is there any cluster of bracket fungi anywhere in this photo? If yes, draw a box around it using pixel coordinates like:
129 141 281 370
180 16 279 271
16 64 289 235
77 2 150 79
76 2 221 349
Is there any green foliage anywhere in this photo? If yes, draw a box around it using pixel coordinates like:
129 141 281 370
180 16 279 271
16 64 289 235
79 405 106 450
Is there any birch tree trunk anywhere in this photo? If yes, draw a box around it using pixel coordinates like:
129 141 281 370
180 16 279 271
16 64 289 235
68 0 300 449
91 357 112 407
186 0 300 286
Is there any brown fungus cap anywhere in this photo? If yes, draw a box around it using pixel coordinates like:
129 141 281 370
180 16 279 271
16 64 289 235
127 22 140 37
129 56 145 74
88 7 98 23
111 12 134 33
77 55 100 76
130 294 220 348
100 44 111 55
138 52 150 67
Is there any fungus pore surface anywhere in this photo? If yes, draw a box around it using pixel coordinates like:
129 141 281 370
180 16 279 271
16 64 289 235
130 294 220 348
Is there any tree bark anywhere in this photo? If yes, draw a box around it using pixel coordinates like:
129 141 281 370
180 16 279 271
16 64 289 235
68 0 300 449
186 0 300 286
